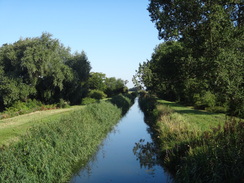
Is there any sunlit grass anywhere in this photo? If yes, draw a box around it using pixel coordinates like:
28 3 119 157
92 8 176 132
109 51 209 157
0 106 84 146
139 95 244 182
157 100 226 131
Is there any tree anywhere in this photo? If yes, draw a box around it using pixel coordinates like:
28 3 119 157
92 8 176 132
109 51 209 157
88 72 107 91
0 33 88 107
64 51 91 104
145 0 244 116
105 77 127 97
148 0 242 41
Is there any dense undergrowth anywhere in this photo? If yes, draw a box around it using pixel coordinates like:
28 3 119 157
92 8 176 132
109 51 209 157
139 94 244 183
0 99 69 120
0 94 135 183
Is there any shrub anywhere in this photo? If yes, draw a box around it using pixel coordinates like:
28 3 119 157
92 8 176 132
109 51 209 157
193 91 216 109
0 99 62 119
3 99 43 117
56 99 70 108
109 94 134 115
88 90 107 100
206 106 227 113
5 101 29 115
81 97 97 105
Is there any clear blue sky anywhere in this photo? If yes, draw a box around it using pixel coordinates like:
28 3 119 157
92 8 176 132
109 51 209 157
0 0 161 88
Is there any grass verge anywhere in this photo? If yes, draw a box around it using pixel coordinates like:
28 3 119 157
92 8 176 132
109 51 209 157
0 106 84 147
139 94 244 183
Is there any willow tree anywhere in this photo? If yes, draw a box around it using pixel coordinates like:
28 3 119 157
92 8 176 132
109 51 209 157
0 33 90 106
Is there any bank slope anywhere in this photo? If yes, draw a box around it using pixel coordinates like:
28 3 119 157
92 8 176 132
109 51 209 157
139 95 244 183
0 94 135 183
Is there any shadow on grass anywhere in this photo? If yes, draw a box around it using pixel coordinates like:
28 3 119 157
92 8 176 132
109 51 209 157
158 100 216 116
173 109 215 116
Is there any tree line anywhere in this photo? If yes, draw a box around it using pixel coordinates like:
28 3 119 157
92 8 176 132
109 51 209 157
0 33 127 111
134 0 243 118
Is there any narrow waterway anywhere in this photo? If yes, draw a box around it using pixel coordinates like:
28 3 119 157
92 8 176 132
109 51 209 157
70 99 172 183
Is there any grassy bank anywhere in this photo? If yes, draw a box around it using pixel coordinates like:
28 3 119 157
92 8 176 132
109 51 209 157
139 94 244 183
0 94 135 183
0 106 84 147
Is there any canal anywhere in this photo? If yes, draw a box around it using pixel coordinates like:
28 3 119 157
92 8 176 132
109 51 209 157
70 99 172 183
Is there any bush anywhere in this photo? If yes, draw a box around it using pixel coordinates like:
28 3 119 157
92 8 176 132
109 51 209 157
206 106 227 113
3 99 42 117
193 91 216 109
56 99 70 108
109 94 134 115
81 97 97 105
88 90 107 100
0 99 58 119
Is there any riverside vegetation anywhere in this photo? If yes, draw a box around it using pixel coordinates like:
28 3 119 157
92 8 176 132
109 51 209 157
0 94 135 183
139 94 244 183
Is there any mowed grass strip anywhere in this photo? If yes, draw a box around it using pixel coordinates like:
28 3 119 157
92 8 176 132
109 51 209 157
0 106 84 146
157 99 226 131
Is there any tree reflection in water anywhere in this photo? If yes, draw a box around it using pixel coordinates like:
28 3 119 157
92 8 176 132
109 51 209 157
133 139 161 171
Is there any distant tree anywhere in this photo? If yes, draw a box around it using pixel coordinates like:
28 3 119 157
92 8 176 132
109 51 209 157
64 51 91 104
88 72 107 91
105 77 127 97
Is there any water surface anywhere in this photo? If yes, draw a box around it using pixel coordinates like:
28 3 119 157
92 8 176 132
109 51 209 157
70 99 172 183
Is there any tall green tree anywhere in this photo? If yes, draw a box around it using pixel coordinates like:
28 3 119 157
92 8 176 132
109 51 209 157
105 77 127 96
0 33 90 107
88 72 107 91
64 51 91 104
138 0 244 116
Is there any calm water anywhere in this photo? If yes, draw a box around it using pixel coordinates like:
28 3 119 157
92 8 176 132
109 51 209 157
70 99 172 183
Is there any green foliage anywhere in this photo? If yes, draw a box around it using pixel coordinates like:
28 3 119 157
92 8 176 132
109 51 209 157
87 72 127 97
173 119 244 183
56 99 70 109
64 51 91 105
139 95 244 182
0 101 123 182
105 77 127 97
134 1 243 117
66 51 91 83
0 99 70 119
109 94 135 115
0 33 91 108
1 99 42 118
81 97 97 105
88 89 107 100
205 106 227 114
138 93 157 117
193 91 216 109
88 72 107 91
